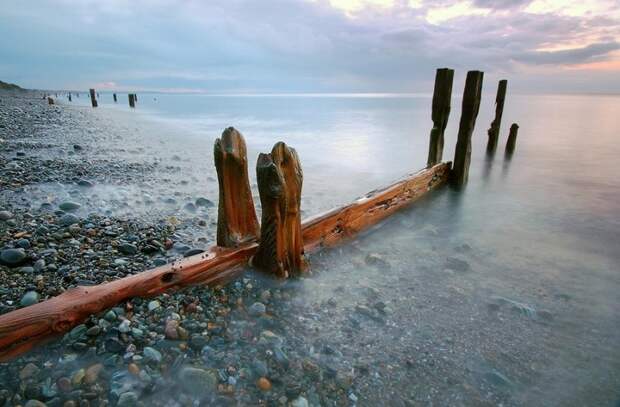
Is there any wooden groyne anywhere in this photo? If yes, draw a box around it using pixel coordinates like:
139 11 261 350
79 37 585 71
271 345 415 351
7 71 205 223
5 69 517 361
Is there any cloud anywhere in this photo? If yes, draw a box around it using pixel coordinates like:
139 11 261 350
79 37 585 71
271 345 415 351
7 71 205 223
515 41 620 64
0 0 618 93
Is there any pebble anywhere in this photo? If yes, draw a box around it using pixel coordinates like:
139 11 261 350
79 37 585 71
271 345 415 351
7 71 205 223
256 377 272 391
143 346 162 363
147 300 160 311
292 396 309 407
118 319 131 333
0 210 13 221
20 291 39 307
19 363 40 380
195 197 214 207
84 363 103 384
116 392 138 407
249 302 266 317
59 213 79 226
0 248 27 266
77 179 94 187
59 201 81 211
118 243 138 255
178 367 217 397
56 377 72 393
183 248 204 257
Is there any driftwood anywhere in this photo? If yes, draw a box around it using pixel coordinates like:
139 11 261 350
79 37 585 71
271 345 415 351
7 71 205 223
0 163 449 361
505 123 519 156
214 128 259 247
452 70 484 186
253 142 307 277
486 79 507 154
427 68 454 167
89 89 97 108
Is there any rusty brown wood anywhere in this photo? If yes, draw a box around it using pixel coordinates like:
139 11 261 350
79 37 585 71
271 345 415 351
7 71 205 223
253 142 307 278
214 128 259 247
0 162 450 361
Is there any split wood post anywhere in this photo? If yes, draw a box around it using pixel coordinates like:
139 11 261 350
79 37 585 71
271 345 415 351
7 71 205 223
452 70 484 186
427 68 454 167
486 79 507 154
214 127 260 247
505 123 519 156
128 94 135 108
47 97 54 105
253 142 307 278
89 88 97 108
113 93 117 103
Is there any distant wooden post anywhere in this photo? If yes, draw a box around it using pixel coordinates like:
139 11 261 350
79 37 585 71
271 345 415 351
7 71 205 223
253 142 307 278
128 94 135 108
486 79 507 154
214 127 259 247
47 97 54 105
134 94 138 103
89 89 98 108
68 93 72 102
427 68 454 167
113 93 117 103
452 70 484 186
505 123 519 156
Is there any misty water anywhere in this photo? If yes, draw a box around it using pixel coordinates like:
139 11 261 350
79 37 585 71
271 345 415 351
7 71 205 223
21 92 620 405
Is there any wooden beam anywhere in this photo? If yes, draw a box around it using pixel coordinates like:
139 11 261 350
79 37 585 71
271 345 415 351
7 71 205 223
214 128 259 247
89 88 97 108
452 70 484 186
427 68 454 167
0 163 449 361
302 162 450 251
253 142 307 278
486 79 507 154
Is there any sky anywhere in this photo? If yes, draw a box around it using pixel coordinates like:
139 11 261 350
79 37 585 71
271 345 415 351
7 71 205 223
1 0 619 94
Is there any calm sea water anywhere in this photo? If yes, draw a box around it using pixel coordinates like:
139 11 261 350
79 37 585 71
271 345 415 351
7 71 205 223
62 91 620 405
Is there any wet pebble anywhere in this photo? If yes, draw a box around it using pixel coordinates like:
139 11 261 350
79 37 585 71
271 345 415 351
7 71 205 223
20 291 39 307
0 248 27 266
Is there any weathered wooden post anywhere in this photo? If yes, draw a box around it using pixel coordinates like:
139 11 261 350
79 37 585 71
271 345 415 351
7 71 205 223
214 127 260 247
134 94 138 103
253 142 307 278
427 68 454 167
47 97 54 105
113 93 117 103
89 89 98 107
486 79 507 154
505 123 519 156
452 70 484 186
128 93 135 108
68 93 72 102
